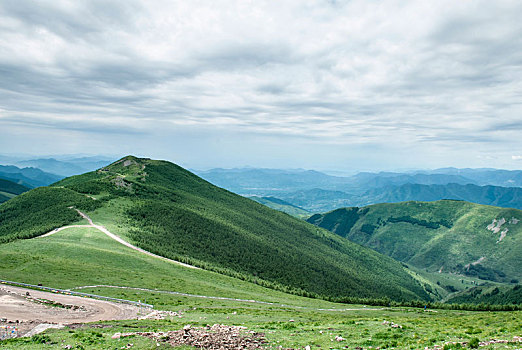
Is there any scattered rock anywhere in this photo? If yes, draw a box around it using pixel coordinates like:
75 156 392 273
424 336 522 350
139 310 181 320
129 324 267 349
497 228 508 243
487 218 506 234
382 320 402 329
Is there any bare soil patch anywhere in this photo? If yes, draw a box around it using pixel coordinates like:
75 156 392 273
0 285 139 337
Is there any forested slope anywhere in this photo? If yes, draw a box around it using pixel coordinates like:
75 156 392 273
308 201 522 283
1 156 430 302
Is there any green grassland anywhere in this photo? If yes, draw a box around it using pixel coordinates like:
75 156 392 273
308 201 522 285
0 227 345 307
405 265 502 301
1 156 430 302
4 307 522 349
1 227 521 350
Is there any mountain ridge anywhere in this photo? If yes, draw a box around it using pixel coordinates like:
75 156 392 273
0 155 430 302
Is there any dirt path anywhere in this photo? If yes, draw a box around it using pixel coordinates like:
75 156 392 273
71 285 385 312
40 224 91 238
0 285 139 324
41 209 198 269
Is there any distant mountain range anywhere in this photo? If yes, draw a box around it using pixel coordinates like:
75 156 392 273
0 156 115 196
14 156 114 177
197 168 522 213
0 165 63 188
355 183 522 209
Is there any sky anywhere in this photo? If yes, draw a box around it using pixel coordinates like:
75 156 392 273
1 0 521 172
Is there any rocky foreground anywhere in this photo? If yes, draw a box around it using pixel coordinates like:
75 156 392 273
112 324 268 349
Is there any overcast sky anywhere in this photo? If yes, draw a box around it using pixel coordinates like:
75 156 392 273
1 1 521 171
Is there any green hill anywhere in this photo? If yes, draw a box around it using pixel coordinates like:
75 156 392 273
0 156 429 302
446 283 522 305
307 200 522 283
0 226 329 308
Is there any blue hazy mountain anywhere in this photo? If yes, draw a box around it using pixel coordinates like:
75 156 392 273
197 168 522 213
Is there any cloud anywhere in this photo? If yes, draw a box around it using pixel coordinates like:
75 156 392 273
513 156 522 161
0 0 521 169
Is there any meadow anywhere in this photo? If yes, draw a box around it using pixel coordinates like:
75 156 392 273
1 227 521 349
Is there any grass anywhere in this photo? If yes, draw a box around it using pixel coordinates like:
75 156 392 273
0 227 349 308
3 302 521 349
0 225 521 349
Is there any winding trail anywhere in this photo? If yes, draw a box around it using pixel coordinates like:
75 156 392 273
70 285 384 312
41 209 198 269
37 209 384 313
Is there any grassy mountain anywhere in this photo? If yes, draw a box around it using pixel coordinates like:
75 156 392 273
0 178 30 203
0 164 63 187
446 283 522 305
0 156 429 302
248 196 310 218
0 226 328 309
307 200 522 284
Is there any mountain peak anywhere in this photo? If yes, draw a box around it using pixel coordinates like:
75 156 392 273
15 156 430 302
102 155 149 173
